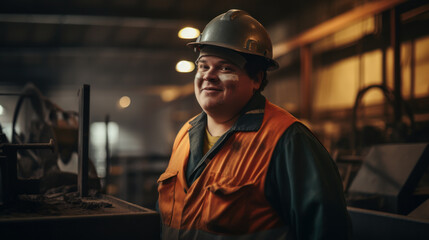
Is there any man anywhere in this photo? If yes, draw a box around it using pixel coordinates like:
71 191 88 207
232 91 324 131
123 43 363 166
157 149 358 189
157 9 352 240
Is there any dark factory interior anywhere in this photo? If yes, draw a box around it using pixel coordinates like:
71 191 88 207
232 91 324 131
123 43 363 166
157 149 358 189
1 0 429 239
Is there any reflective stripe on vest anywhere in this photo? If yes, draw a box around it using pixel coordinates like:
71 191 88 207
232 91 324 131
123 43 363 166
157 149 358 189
158 100 297 239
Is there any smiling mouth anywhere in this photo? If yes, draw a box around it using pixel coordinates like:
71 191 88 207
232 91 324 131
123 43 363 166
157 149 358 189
202 87 222 92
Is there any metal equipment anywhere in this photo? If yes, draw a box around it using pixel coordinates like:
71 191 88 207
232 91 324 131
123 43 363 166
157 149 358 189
0 137 54 204
78 84 90 197
0 83 100 203
348 143 429 214
0 194 160 240
1 84 160 239
348 206 429 240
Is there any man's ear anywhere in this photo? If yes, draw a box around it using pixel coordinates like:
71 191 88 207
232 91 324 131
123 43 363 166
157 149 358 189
254 71 263 91
257 71 264 83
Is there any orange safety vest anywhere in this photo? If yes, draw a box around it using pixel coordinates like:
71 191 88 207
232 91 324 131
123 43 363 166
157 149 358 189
158 101 297 239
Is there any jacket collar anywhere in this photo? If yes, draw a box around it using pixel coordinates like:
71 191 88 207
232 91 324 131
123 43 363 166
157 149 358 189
189 92 266 133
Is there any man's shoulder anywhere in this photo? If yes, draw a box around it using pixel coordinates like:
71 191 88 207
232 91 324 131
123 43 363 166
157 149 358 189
264 101 298 127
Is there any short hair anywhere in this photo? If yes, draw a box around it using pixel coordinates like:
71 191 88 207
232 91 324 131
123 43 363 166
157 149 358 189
242 54 269 92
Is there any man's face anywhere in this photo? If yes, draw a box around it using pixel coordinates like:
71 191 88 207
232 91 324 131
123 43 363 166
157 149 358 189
194 55 260 118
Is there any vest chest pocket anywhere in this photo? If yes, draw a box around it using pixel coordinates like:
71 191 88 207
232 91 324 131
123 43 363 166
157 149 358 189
157 171 178 226
202 182 258 234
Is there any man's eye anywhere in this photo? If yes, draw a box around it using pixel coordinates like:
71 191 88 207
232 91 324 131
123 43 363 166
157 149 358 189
198 64 209 70
221 66 234 71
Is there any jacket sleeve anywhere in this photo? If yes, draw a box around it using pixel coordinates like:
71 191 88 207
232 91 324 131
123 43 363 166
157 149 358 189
265 122 352 240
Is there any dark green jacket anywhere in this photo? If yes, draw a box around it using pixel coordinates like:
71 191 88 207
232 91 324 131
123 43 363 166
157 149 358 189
184 93 352 240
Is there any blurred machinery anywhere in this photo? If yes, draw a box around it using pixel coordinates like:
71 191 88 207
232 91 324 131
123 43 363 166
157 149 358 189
0 83 159 239
1 83 99 201
334 85 429 239
348 143 429 214
347 143 429 240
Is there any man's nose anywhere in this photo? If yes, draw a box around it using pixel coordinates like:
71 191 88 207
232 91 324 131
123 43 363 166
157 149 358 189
202 68 218 81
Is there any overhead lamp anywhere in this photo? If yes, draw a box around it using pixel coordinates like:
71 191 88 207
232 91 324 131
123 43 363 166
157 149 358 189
118 96 131 109
178 27 200 39
176 60 195 73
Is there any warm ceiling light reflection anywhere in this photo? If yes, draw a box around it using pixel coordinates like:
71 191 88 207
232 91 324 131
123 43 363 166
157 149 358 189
157 83 194 102
176 60 195 73
178 27 200 39
118 96 131 109
161 89 180 102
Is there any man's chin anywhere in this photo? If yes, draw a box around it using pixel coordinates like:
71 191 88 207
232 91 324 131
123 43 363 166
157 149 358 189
200 102 225 114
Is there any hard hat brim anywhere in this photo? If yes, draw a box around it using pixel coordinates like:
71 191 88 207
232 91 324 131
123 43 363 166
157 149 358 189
187 42 279 71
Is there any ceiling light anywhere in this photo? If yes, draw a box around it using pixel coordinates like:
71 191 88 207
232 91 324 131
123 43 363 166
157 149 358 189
176 60 195 73
178 27 200 39
0 105 3 115
118 96 131 109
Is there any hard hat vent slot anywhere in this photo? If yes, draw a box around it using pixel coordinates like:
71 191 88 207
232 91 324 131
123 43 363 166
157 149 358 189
246 39 257 52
